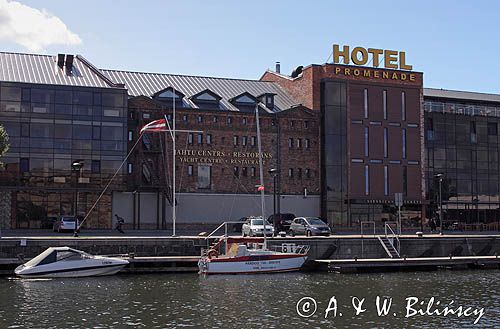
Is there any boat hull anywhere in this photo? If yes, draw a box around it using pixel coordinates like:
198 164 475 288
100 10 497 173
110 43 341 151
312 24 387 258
198 253 307 275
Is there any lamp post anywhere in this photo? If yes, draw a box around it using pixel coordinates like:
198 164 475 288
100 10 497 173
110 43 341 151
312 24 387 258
268 168 278 234
72 161 84 237
435 173 443 235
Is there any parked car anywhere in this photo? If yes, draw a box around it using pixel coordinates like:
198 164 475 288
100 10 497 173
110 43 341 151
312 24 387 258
53 216 79 233
267 213 296 234
289 217 331 237
242 217 274 237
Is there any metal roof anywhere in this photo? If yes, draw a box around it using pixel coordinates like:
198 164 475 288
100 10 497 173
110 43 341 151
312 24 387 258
424 88 500 104
101 69 299 112
0 52 122 89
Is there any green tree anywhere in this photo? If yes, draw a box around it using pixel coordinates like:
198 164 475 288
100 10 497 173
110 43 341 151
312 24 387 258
0 124 9 167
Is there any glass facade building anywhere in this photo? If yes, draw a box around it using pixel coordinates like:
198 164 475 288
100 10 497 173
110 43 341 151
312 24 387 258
0 81 127 229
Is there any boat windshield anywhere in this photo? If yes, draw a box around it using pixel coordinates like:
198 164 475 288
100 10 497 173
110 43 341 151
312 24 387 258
23 248 57 267
306 218 326 225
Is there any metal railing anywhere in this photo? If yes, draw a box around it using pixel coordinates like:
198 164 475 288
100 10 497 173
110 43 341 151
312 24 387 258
205 221 243 239
384 222 401 256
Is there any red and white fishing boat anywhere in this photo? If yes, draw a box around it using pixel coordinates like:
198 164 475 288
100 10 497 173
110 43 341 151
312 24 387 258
198 237 309 275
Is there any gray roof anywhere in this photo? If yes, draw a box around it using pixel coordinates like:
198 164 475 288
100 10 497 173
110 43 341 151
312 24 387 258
424 88 500 104
101 69 299 112
0 52 122 89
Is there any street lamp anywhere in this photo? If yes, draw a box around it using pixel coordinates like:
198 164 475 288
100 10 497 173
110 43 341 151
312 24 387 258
268 168 278 234
72 161 84 237
435 173 444 235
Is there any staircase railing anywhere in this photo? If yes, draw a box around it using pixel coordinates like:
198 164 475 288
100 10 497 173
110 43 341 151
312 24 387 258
384 222 401 257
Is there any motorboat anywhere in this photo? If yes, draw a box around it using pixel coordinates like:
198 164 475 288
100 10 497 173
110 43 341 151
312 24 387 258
198 237 309 275
14 247 129 278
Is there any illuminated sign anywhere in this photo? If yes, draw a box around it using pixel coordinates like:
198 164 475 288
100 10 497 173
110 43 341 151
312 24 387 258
333 45 413 71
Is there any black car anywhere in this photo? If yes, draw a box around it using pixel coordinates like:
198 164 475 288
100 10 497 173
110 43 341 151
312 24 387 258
267 213 296 234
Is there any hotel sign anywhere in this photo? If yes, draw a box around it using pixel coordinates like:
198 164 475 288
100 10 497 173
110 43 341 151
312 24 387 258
333 44 413 71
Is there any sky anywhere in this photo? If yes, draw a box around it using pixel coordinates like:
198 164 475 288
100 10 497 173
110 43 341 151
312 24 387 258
0 0 499 94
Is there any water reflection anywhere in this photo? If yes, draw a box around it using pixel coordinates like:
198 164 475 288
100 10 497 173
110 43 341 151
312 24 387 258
0 271 498 328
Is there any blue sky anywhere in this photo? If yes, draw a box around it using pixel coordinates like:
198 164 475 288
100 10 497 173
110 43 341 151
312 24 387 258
1 0 499 94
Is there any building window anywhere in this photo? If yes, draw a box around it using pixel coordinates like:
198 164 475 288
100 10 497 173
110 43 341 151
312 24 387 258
364 88 368 118
233 166 239 177
383 127 388 158
288 138 293 148
127 163 133 174
207 134 212 145
143 113 151 119
242 117 247 125
251 167 256 177
384 165 388 196
288 168 294 178
470 121 477 143
197 133 203 145
351 159 363 163
187 165 193 176
128 130 133 141
296 138 302 148
183 114 188 122
426 118 434 141
242 136 247 146
92 126 101 140
402 129 407 159
403 165 408 196
21 123 29 137
305 139 310 149
197 115 203 123
401 91 406 121
290 120 295 127
383 90 387 120
251 136 256 146
305 168 311 179
364 127 369 156
197 165 211 189
370 159 382 164
227 117 233 125
91 160 101 173
304 121 309 129
188 133 193 145
242 167 248 177
213 116 218 123
233 135 239 146
20 158 29 173
297 168 302 179
364 165 369 196
488 122 498 136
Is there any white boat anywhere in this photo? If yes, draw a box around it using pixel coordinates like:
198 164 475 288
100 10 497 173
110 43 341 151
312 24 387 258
198 237 309 275
15 247 129 278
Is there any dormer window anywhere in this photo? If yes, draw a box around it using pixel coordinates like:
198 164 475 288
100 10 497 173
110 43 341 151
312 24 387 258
153 87 185 108
190 89 222 110
229 92 260 113
258 93 276 111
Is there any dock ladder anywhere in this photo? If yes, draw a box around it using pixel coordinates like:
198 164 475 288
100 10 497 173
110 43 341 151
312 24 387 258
378 222 400 258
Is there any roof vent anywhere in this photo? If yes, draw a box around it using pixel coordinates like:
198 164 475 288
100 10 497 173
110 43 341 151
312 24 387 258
65 54 74 74
57 54 65 69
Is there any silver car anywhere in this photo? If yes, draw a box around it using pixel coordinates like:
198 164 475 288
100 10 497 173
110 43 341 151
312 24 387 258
242 217 274 237
289 217 331 237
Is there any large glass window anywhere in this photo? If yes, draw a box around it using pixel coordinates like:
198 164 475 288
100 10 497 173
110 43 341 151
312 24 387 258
73 91 92 105
30 123 53 138
364 127 369 156
1 86 21 101
198 165 211 189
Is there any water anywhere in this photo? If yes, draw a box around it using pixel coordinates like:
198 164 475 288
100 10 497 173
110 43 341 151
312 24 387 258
0 271 498 328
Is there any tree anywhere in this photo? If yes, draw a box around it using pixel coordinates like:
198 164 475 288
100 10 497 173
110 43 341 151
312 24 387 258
0 124 9 167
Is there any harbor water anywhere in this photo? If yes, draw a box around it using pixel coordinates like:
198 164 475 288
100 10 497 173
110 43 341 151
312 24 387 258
0 270 498 328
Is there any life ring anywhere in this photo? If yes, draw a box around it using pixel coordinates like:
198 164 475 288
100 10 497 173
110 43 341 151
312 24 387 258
207 249 218 259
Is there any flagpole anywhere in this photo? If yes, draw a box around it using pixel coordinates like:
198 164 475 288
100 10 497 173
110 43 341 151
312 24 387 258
172 87 176 237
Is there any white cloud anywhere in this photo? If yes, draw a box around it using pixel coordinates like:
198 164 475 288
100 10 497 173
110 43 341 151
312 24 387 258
0 0 82 52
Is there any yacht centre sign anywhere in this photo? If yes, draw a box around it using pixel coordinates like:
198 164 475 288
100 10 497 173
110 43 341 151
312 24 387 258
176 149 273 165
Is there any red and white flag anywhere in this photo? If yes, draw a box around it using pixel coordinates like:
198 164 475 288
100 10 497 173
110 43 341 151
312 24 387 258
257 185 265 191
140 118 168 134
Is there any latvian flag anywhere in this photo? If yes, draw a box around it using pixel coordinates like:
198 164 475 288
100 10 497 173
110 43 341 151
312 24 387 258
140 118 168 134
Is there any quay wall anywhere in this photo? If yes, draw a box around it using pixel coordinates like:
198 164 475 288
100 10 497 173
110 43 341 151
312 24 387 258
0 236 498 261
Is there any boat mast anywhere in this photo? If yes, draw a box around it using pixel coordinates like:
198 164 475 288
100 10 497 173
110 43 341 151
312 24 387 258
172 87 176 236
255 104 267 249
